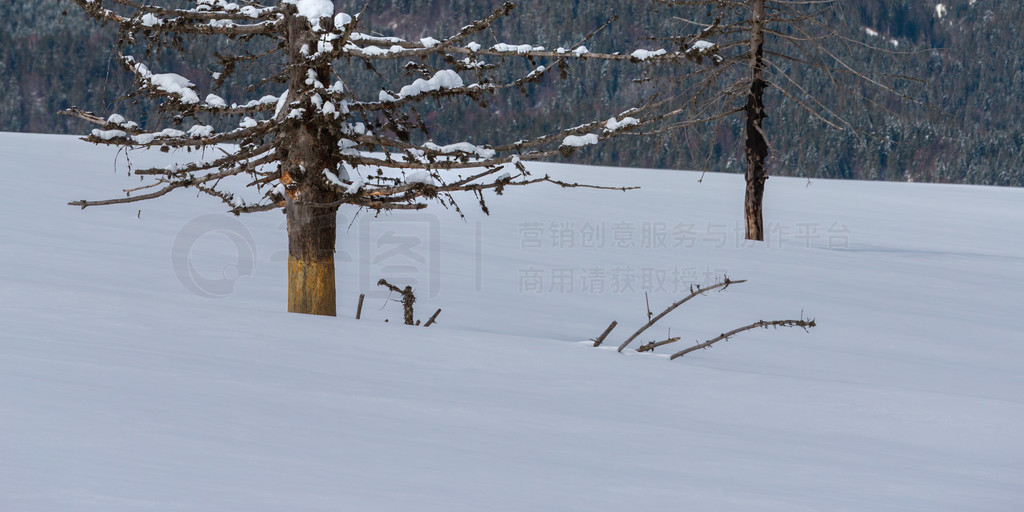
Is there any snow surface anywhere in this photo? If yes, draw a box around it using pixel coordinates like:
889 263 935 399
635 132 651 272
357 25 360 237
2 132 1023 511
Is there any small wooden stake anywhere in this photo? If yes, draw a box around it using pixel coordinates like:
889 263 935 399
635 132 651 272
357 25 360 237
424 308 442 327
593 320 618 347
356 293 365 319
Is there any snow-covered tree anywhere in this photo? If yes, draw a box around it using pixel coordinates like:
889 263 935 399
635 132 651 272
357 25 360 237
64 0 708 316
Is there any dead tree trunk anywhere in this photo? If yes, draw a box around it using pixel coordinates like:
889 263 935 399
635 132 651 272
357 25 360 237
744 0 768 241
283 6 341 316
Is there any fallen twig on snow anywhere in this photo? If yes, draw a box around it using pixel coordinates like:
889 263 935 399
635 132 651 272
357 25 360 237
617 277 745 352
669 318 816 360
636 337 682 353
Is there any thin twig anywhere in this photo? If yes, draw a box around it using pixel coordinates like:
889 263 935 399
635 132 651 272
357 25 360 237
636 337 682 353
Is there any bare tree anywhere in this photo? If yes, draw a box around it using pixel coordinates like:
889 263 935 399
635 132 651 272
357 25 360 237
650 0 919 240
63 0 708 316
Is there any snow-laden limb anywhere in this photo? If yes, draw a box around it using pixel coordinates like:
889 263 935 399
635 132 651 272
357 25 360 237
422 142 496 160
378 70 464 103
125 57 201 105
334 4 717 66
605 116 640 133
369 64 554 111
72 112 276 150
69 0 283 36
339 2 517 61
118 55 283 116
561 134 599 148
630 48 668 60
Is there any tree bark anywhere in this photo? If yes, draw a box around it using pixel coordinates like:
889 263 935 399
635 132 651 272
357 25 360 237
286 192 338 316
282 5 341 316
744 0 768 241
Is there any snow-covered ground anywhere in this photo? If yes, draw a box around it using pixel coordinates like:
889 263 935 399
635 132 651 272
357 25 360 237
1 132 1022 511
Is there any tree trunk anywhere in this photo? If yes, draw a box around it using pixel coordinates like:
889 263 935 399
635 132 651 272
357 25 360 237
281 5 341 316
286 191 338 316
744 0 768 241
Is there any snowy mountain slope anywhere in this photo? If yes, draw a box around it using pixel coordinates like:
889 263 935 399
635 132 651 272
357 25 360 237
1 132 1022 511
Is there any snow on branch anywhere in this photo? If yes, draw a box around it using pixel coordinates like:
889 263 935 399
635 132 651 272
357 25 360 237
66 0 714 216
69 0 283 36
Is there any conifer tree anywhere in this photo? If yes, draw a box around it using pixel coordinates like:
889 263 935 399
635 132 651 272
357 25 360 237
64 0 705 315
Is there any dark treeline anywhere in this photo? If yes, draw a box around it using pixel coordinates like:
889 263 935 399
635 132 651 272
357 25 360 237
3 0 1021 186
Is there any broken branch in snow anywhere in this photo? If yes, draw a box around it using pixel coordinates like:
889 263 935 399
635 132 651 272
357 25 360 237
377 279 416 326
617 277 745 352
669 318 816 360
636 337 682 353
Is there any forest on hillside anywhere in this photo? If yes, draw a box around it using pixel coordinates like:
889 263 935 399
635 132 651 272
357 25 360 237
2 0 1021 186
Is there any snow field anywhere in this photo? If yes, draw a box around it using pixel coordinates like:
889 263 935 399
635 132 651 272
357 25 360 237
1 132 1022 511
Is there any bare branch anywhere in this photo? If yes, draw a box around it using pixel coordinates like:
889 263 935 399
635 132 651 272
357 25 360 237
636 337 682 353
617 277 746 353
669 318 816 360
